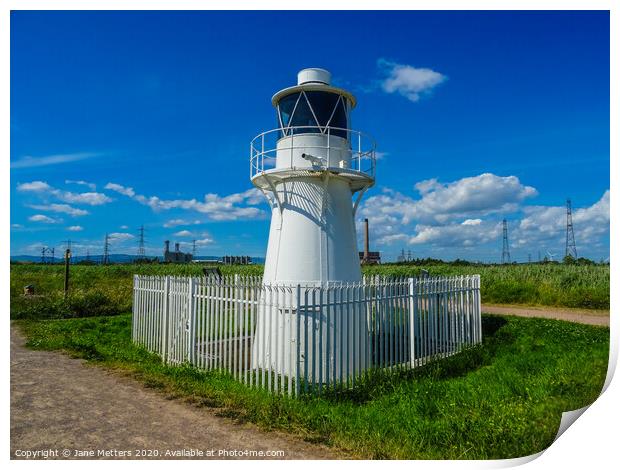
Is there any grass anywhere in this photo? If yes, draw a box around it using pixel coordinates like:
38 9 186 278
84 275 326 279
363 263 610 309
10 262 610 321
14 313 609 459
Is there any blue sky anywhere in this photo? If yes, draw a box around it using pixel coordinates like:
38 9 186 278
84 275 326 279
10 10 610 262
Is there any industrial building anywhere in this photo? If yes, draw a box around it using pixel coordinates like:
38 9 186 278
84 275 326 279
221 255 252 265
163 240 192 263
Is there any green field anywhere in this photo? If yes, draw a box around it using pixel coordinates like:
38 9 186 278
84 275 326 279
14 313 609 459
10 262 610 320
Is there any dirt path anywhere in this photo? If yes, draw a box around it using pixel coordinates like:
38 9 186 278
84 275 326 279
10 327 337 460
482 304 609 327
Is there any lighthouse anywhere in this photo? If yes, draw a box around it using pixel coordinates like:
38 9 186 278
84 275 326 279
250 68 376 379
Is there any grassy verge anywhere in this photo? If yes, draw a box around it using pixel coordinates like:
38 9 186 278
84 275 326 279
14 314 609 459
10 263 610 318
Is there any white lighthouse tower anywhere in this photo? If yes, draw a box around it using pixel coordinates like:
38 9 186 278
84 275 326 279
250 68 376 379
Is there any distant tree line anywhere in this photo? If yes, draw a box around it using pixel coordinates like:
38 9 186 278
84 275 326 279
386 256 607 267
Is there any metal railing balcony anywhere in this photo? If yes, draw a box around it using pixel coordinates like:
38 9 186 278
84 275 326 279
250 126 376 183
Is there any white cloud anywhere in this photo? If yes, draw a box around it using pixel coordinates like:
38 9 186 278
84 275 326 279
173 230 193 237
357 170 608 259
514 191 609 249
28 203 89 217
119 225 129 229
408 220 502 247
462 219 482 226
375 233 409 245
378 59 447 102
65 179 97 190
358 173 537 251
105 182 265 221
60 191 111 205
17 180 112 206
195 237 214 246
67 225 84 232
361 173 537 229
412 174 537 223
17 181 51 192
28 214 60 224
108 232 134 242
23 243 46 254
163 218 202 228
105 182 135 197
11 223 23 229
11 152 100 169
235 188 265 206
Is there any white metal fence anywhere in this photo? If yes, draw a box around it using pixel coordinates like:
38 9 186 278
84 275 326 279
132 274 481 397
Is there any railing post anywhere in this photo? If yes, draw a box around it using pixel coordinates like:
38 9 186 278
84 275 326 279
358 132 361 171
261 133 265 173
476 275 482 343
408 277 416 368
290 131 294 168
234 274 240 381
132 275 137 342
188 277 196 365
295 284 301 397
327 127 331 165
162 276 170 364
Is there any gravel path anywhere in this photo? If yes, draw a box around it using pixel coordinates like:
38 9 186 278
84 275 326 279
482 304 609 326
10 327 336 460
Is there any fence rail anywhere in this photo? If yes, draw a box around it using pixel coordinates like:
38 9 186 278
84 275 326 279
132 274 481 397
250 126 376 180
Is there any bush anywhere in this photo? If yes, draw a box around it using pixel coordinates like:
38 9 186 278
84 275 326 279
11 290 125 320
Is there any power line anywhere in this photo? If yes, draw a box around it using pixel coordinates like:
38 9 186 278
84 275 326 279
565 198 577 258
501 219 511 264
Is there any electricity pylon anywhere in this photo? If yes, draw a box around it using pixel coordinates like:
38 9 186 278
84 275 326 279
501 219 511 264
565 199 577 258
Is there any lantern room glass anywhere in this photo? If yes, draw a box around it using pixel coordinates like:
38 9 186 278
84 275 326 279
277 91 349 139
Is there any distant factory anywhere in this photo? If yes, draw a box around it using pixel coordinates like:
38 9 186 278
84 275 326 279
163 240 193 263
359 218 381 265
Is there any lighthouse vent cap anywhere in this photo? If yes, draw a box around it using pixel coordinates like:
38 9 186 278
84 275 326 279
297 68 331 86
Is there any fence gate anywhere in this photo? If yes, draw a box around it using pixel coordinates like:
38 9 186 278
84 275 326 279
164 277 193 365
